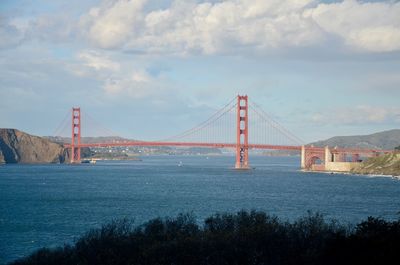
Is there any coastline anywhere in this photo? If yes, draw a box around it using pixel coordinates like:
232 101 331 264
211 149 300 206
301 169 400 180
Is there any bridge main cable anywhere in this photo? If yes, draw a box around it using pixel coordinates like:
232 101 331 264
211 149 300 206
158 96 237 143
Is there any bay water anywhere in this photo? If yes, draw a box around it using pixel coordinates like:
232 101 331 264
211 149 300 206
1 155 400 264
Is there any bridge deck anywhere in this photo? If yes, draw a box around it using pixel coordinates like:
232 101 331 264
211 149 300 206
64 141 302 151
64 142 393 154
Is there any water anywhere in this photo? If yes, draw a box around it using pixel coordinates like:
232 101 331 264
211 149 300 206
1 155 400 264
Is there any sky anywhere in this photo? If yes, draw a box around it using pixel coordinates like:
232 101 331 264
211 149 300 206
0 0 399 142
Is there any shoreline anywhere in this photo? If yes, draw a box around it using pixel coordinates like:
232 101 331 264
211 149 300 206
301 169 400 180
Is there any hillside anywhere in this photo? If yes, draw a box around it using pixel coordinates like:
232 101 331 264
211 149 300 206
45 136 223 156
0 129 69 164
45 136 130 144
351 153 400 176
310 129 400 149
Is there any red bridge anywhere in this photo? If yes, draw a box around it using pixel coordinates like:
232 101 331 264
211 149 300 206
60 95 392 170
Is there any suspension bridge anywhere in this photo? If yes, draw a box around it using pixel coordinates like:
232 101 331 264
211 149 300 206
55 95 392 170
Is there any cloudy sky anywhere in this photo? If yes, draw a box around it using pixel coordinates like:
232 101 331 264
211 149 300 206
1 0 399 142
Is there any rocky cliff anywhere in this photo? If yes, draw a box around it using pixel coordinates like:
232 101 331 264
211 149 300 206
351 153 400 176
0 129 69 163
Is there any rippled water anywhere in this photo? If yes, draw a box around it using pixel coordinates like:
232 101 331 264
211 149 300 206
1 155 400 264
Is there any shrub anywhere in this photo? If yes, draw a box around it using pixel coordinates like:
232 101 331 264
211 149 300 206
10 211 400 265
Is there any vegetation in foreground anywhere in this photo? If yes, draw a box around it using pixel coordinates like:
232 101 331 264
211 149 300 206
10 210 400 265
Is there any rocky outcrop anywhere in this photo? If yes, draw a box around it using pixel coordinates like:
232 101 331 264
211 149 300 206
0 129 69 163
351 153 400 176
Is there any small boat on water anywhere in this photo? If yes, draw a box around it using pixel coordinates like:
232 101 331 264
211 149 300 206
81 159 96 164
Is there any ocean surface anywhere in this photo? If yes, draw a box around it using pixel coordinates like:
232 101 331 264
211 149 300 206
1 155 400 264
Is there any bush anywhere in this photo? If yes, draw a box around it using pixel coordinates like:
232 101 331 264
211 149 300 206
10 211 400 265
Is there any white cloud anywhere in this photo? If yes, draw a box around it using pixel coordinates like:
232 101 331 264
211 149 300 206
311 105 400 125
80 0 147 49
102 69 154 97
28 15 77 43
71 49 166 99
1 14 76 47
3 0 399 54
79 0 400 55
78 50 120 71
307 0 400 52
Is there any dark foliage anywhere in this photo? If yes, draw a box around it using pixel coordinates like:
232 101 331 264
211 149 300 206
10 211 400 265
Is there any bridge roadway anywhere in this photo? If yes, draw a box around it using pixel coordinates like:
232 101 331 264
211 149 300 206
64 141 392 154
65 141 302 151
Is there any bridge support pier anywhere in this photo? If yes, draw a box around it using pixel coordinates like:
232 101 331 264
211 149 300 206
325 146 332 163
71 107 81 163
301 145 305 169
235 95 249 169
352 154 360 162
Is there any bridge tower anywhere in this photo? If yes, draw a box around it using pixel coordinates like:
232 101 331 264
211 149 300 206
235 95 249 169
71 107 81 163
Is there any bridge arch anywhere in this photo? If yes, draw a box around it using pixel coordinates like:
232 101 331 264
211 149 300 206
303 147 325 170
307 155 324 169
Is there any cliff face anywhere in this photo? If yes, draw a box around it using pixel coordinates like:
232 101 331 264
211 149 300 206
0 129 69 163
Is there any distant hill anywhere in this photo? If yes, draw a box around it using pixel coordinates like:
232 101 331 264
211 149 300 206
45 136 132 144
44 136 223 155
185 147 222 155
309 129 400 150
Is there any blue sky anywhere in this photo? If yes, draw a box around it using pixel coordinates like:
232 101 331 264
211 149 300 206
1 0 400 142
